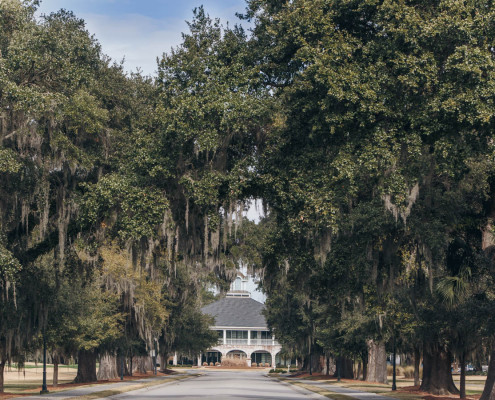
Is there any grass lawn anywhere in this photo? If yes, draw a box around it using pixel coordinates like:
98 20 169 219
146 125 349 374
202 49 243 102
281 373 486 400
1 368 195 397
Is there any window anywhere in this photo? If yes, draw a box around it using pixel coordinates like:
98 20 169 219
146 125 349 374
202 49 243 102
226 330 248 339
251 331 272 344
226 330 248 344
261 331 272 339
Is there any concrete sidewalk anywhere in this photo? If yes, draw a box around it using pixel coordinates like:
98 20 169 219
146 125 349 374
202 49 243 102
17 373 197 400
287 379 399 400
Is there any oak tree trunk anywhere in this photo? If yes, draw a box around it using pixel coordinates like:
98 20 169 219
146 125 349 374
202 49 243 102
74 350 97 383
480 211 495 400
134 356 148 374
117 355 124 377
460 356 466 399
128 358 134 376
117 355 131 376
334 356 354 379
420 346 459 395
367 340 388 383
480 349 495 400
97 353 119 380
303 352 323 373
159 353 168 372
0 361 5 393
362 354 367 381
414 347 421 387
53 361 59 387
323 355 335 375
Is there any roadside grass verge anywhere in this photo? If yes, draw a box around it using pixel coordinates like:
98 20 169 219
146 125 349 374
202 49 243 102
3 379 75 394
291 382 355 400
73 374 197 399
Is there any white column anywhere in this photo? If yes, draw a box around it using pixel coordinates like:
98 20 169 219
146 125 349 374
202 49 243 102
246 351 252 367
247 330 251 345
173 352 178 366
223 329 227 345
198 353 202 367
271 353 276 367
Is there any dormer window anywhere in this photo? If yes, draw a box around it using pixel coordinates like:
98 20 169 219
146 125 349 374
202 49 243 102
234 277 242 290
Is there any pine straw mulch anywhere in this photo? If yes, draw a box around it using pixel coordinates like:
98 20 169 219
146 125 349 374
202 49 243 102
399 386 480 400
284 373 480 400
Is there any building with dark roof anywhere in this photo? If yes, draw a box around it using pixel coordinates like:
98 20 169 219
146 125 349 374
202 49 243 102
201 296 267 328
198 281 282 367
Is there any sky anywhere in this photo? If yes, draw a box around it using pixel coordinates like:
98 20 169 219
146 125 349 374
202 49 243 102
36 0 250 76
35 0 262 223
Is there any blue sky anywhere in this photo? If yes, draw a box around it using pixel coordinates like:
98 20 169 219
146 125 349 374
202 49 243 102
36 0 249 75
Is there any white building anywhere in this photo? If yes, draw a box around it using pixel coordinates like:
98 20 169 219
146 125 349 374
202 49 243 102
199 275 281 367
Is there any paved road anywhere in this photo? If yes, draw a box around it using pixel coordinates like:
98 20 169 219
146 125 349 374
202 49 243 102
109 370 326 400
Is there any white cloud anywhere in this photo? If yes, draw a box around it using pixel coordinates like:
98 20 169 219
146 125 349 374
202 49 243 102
81 13 187 76
36 1 250 77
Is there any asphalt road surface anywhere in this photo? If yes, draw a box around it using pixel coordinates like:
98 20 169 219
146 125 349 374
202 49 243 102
109 370 327 400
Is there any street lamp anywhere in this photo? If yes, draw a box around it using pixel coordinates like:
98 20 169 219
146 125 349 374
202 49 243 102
392 335 397 391
154 339 158 375
120 350 124 381
40 325 49 394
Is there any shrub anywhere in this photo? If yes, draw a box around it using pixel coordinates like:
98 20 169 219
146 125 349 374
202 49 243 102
387 365 404 376
203 362 208 366
265 362 271 367
252 362 258 367
215 362 221 366
221 358 247 367
403 366 415 379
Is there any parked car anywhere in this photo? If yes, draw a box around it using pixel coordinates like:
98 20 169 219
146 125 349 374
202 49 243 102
455 365 476 373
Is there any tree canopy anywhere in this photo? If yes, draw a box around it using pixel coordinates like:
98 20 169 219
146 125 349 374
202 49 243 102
1 0 495 397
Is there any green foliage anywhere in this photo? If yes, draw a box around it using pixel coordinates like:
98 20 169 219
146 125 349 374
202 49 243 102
159 262 218 358
65 286 124 351
0 149 22 173
80 174 168 240
0 243 21 282
243 0 495 378
2 0 495 392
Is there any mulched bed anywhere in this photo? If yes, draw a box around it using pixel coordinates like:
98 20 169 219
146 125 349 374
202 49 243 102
283 374 481 400
399 386 480 400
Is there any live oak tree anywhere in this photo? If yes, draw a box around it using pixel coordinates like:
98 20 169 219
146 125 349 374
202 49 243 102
0 1 113 389
242 0 495 394
3 1 495 397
